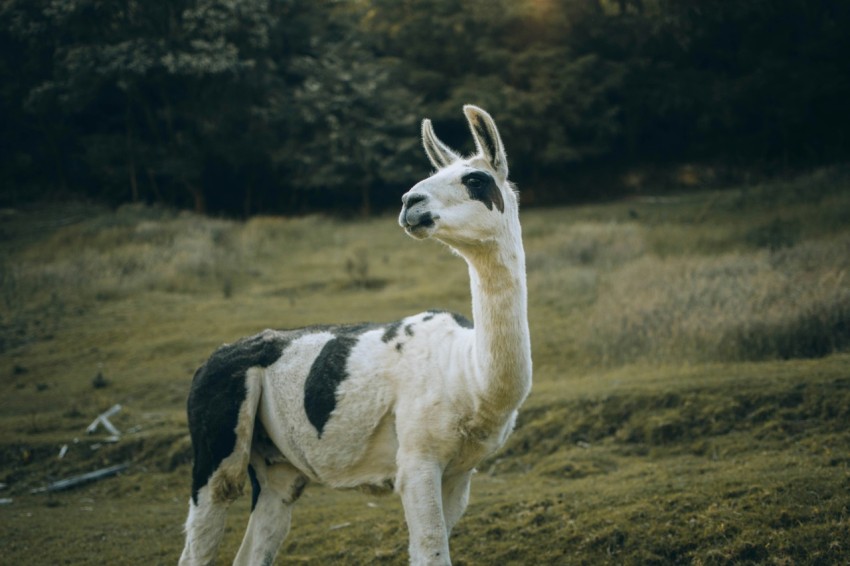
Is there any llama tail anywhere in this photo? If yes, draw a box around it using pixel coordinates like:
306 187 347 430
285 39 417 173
208 369 262 503
187 360 264 506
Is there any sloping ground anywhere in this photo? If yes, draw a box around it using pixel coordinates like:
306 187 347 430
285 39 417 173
1 357 847 565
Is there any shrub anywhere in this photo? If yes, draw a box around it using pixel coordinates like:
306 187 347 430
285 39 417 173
0 205 244 351
582 235 850 364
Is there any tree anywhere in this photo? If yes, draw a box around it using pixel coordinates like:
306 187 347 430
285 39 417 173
3 0 290 213
285 41 420 214
2 0 849 213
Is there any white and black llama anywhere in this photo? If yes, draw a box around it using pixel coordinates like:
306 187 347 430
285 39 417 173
179 105 532 566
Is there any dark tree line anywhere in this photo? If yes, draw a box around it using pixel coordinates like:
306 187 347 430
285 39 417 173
2 0 849 216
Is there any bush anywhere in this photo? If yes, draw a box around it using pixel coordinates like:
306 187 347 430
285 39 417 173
0 204 243 351
582 235 850 364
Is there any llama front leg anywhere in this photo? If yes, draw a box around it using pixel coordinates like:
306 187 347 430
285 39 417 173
233 459 307 566
398 458 451 566
441 471 472 537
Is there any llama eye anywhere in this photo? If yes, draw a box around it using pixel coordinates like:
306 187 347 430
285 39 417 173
462 172 491 190
464 177 483 189
461 171 503 212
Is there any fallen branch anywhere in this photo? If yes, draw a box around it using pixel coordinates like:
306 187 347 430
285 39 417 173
31 463 129 494
85 404 122 436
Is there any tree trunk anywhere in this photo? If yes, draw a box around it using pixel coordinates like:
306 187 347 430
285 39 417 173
126 104 139 202
187 183 206 214
360 183 372 217
243 184 253 218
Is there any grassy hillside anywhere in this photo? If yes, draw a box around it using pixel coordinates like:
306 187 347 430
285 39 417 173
1 168 849 564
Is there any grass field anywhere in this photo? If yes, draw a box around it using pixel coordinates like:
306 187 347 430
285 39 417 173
1 167 849 564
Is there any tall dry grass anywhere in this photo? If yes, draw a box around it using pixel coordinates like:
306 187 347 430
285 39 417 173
3 208 235 305
1 205 240 351
525 167 850 368
2 168 849 366
0 203 410 352
580 237 850 364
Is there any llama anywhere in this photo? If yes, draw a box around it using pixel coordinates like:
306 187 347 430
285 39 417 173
179 105 532 566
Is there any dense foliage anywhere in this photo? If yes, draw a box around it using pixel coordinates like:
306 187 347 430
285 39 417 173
2 0 849 215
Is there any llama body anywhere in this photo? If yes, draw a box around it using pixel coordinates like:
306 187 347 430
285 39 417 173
180 106 531 566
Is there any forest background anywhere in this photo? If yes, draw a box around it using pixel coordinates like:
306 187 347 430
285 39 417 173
3 0 850 217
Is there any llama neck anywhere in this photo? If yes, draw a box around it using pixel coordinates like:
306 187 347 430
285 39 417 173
459 226 532 424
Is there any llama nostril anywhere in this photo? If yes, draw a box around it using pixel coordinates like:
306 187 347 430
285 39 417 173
402 193 427 207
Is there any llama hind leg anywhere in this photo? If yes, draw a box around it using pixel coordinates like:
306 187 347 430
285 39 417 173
179 486 230 566
233 457 308 566
179 449 255 565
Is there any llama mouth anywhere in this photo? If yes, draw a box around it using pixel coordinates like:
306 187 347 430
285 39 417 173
411 216 435 229
404 220 435 238
400 210 438 236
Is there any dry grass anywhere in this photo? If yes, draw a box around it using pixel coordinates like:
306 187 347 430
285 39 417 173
582 240 850 364
522 167 850 369
6 176 849 367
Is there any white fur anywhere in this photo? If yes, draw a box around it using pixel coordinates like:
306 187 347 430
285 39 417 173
179 105 531 566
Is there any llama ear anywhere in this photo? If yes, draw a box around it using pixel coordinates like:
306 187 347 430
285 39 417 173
463 105 508 179
422 118 460 170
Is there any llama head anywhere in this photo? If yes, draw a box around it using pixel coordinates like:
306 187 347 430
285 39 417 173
399 105 517 248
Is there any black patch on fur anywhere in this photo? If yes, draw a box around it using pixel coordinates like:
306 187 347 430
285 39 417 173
304 333 359 437
422 309 474 329
451 312 474 329
382 321 402 343
187 332 287 505
338 322 381 335
404 324 415 336
290 475 308 503
462 171 504 213
248 464 260 511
